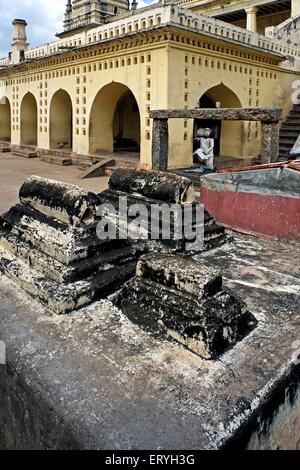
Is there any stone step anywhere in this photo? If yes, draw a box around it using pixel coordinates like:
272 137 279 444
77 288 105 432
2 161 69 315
12 151 38 159
40 155 73 166
279 141 294 148
279 149 294 155
279 153 296 162
0 249 136 314
279 138 296 144
288 111 300 118
279 127 299 138
0 225 140 284
281 121 300 127
38 149 73 158
279 141 298 148
113 160 139 169
12 144 37 152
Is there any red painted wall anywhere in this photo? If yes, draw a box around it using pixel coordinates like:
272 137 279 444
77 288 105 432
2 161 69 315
201 187 300 241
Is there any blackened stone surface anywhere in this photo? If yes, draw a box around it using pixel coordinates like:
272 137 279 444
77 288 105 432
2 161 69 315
0 234 300 449
152 118 169 171
0 177 143 314
116 254 257 359
136 253 222 298
108 168 194 204
261 122 280 164
19 175 100 226
150 107 282 123
99 188 227 253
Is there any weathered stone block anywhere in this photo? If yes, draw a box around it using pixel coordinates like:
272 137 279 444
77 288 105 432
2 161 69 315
136 253 222 298
19 175 99 226
0 176 143 314
115 254 257 359
108 168 195 204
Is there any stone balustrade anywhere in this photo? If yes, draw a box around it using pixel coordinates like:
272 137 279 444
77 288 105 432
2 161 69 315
15 3 300 63
0 58 9 67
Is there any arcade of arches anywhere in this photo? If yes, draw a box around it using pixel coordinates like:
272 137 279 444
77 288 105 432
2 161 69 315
1 82 248 167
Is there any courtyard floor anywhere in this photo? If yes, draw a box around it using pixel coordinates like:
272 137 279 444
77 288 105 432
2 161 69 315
0 153 109 213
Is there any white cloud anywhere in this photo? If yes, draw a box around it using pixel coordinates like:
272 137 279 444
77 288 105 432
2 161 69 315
0 0 156 58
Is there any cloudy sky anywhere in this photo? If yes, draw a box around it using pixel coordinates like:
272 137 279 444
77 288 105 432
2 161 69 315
0 0 155 58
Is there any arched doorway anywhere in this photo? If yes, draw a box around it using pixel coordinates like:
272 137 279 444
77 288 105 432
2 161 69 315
21 93 38 146
50 90 73 150
89 82 140 155
0 97 11 142
196 84 243 158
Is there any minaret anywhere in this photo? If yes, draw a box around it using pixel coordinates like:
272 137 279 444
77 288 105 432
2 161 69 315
60 0 130 37
11 19 28 64
66 0 72 14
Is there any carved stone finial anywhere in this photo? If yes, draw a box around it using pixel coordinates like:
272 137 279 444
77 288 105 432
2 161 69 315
66 0 72 14
131 0 138 11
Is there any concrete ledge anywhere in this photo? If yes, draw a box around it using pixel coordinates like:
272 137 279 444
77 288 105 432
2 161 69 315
0 234 300 449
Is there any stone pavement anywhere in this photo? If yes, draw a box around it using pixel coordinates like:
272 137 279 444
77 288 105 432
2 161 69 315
0 153 109 213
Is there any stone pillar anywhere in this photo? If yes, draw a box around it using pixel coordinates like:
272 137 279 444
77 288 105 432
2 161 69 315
152 118 169 171
261 122 280 164
291 0 300 17
245 7 258 33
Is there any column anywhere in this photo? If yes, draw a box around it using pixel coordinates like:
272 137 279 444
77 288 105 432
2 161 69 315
245 7 258 33
291 0 300 18
261 122 279 164
152 118 169 171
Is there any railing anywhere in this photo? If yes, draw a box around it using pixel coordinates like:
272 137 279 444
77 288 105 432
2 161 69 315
0 58 9 67
4 3 299 63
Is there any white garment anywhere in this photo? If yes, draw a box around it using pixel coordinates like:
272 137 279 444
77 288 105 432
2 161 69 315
193 137 214 168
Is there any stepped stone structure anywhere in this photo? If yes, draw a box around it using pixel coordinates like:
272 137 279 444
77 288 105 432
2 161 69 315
115 252 257 359
0 176 141 314
0 169 226 313
99 168 227 251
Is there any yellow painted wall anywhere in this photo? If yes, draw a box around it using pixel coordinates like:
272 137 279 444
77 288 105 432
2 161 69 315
0 31 299 168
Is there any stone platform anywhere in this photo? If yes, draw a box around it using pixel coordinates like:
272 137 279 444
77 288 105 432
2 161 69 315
0 170 226 314
0 233 300 449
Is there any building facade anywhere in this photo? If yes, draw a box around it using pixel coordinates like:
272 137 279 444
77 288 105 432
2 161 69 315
0 0 300 168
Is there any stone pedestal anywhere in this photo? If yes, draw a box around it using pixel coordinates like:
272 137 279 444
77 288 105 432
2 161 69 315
115 253 257 359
